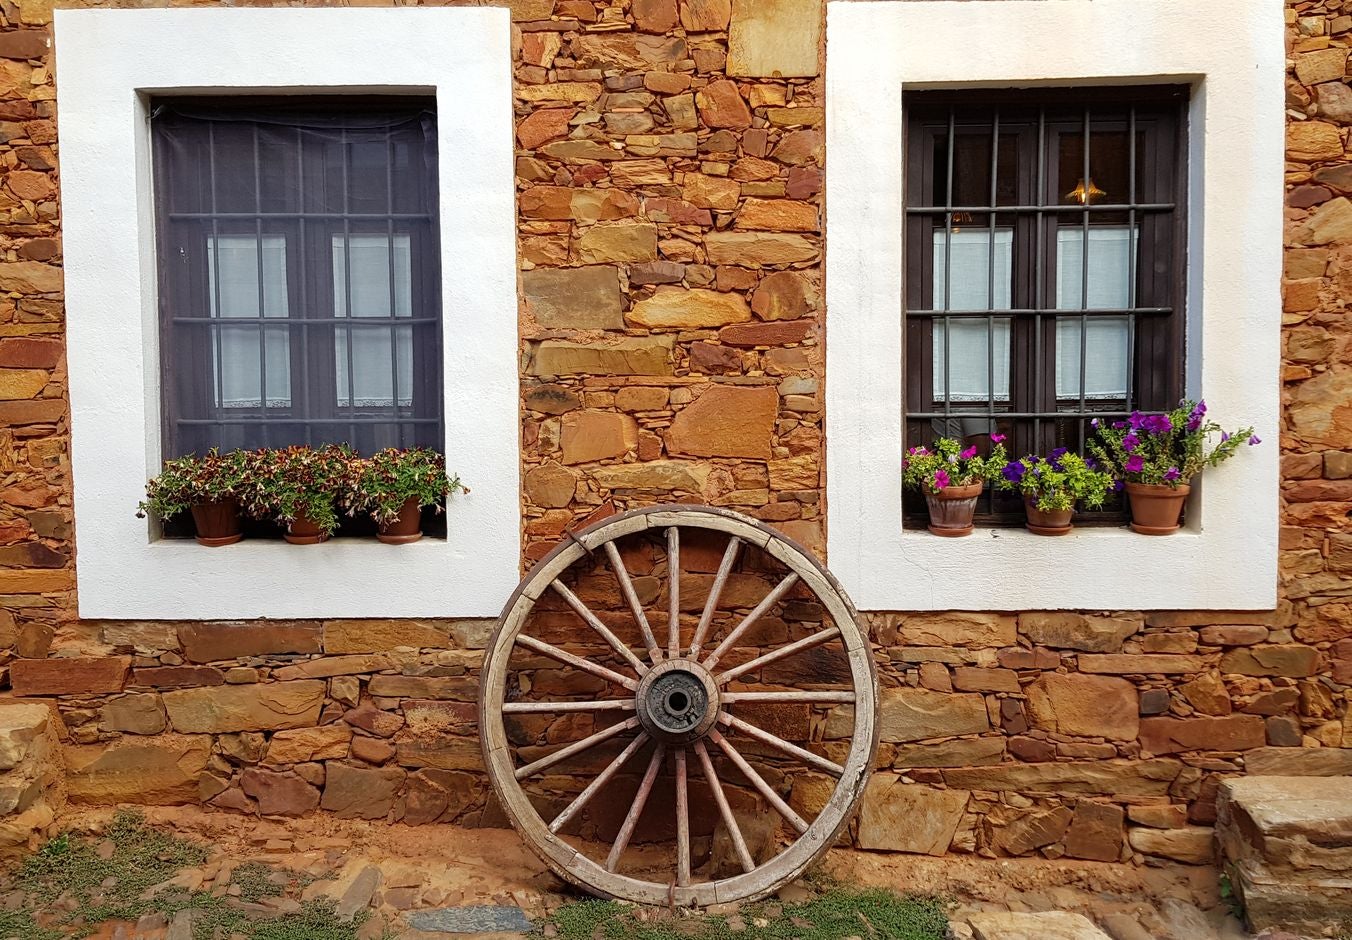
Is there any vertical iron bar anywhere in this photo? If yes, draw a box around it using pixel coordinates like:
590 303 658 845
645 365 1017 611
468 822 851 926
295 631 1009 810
297 125 312 447
209 124 224 449
342 127 357 447
387 131 399 448
986 109 999 515
1034 108 1046 452
254 124 268 448
1079 106 1090 449
1126 106 1138 415
943 108 955 433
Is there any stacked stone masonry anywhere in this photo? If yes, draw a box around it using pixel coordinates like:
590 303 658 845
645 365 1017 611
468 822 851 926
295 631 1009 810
0 0 1342 866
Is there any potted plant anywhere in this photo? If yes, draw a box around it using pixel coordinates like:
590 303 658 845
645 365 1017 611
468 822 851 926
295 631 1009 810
137 449 250 547
239 444 353 544
342 447 464 544
1088 400 1258 535
903 435 1008 537
998 449 1114 536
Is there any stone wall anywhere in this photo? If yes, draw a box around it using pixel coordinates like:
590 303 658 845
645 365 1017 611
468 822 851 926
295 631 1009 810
0 0 1345 867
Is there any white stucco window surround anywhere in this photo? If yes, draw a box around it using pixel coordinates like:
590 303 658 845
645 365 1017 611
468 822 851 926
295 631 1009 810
56 8 521 620
824 0 1284 612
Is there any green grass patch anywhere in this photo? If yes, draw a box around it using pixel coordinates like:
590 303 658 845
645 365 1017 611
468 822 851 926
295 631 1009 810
543 888 949 940
4 811 375 940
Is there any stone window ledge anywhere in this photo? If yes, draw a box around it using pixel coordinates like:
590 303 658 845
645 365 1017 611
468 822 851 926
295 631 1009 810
55 7 521 620
822 0 1283 612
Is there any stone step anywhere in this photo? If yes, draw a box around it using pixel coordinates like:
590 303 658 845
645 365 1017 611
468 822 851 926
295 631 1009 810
963 912 1112 940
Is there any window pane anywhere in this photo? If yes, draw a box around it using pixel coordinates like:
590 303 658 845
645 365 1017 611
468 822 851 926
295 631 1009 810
206 234 291 408
932 228 1011 402
333 233 414 408
1055 226 1135 399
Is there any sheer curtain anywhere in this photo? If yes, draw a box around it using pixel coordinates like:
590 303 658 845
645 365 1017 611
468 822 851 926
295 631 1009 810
1055 226 1136 399
931 229 1012 402
207 234 291 409
333 233 414 409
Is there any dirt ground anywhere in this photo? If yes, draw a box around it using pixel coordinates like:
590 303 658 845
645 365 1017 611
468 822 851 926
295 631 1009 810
25 804 1254 940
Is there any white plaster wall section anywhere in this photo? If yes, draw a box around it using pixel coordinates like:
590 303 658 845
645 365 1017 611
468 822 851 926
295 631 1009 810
824 0 1284 611
56 8 521 619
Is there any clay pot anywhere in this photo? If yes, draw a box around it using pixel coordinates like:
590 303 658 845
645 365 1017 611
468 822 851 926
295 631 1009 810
190 499 242 547
924 482 983 537
284 510 331 545
1125 482 1190 535
1024 498 1073 536
377 496 423 545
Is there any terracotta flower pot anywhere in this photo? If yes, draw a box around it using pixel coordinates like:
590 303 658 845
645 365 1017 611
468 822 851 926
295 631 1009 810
377 496 423 545
1024 498 1073 536
285 510 331 545
924 482 983 537
190 499 242 547
1126 482 1191 535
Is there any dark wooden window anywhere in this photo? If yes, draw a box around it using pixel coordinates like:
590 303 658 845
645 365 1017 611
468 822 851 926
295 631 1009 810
903 86 1188 524
152 98 442 458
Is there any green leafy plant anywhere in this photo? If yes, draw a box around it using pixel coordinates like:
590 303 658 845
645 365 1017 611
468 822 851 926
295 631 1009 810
1088 399 1257 488
137 449 250 520
903 436 1008 494
997 448 1114 512
341 447 464 526
237 444 354 537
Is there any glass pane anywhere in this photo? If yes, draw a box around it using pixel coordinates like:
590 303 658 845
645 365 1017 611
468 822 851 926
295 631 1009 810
333 233 414 408
933 318 1012 403
1056 226 1136 309
207 234 290 408
1055 316 1130 400
932 228 1012 311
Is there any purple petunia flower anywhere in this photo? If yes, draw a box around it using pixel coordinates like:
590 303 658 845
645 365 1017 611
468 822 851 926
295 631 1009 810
1164 466 1181 482
1090 418 1100 429
933 469 951 490
1128 411 1146 430
1122 433 1139 452
1249 435 1261 446
1142 414 1173 435
990 433 1006 444
1002 461 1026 484
1113 479 1125 492
1049 447 1069 470
1113 421 1128 430
1186 400 1207 432
960 446 978 460
1221 432 1230 443
1085 455 1099 470
1124 454 1145 474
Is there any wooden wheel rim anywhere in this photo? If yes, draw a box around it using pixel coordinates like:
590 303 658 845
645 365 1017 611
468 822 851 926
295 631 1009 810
479 505 879 907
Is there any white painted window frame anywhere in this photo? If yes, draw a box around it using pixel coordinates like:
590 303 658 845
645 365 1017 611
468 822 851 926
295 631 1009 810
56 8 521 620
824 0 1284 612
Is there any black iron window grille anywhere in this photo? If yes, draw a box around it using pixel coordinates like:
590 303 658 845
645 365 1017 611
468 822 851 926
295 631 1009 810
151 98 443 458
903 86 1188 525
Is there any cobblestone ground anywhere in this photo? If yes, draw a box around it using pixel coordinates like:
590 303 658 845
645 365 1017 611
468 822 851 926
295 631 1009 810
0 805 1309 940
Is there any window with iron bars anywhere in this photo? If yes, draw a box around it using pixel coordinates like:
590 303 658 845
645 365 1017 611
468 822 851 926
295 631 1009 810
151 98 443 459
903 86 1188 525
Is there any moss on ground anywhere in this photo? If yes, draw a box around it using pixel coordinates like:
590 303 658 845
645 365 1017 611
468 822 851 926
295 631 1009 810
544 888 949 940
0 810 374 940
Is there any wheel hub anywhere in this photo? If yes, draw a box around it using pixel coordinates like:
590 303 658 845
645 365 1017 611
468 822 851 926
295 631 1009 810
635 660 720 745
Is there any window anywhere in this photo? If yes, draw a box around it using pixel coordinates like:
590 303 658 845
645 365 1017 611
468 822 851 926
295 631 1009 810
151 100 442 456
823 0 1281 612
903 87 1187 524
57 7 521 620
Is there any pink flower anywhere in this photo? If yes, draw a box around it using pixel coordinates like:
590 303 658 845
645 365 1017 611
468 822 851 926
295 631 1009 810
959 446 978 460
933 469 951 490
990 433 1006 444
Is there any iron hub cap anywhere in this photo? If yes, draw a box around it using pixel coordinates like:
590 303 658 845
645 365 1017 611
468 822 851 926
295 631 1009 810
635 659 720 745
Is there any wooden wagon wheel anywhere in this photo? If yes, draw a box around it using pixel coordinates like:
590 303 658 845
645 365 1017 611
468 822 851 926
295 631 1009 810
479 504 879 907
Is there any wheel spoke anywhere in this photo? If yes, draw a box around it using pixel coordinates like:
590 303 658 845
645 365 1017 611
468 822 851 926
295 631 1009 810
709 728 809 835
714 626 840 686
550 578 649 675
605 742 666 872
688 536 742 659
674 748 691 887
550 731 650 834
721 691 855 704
694 740 755 874
514 716 640 780
516 634 639 691
701 573 800 672
666 526 680 659
603 541 663 664
502 700 636 714
720 713 843 777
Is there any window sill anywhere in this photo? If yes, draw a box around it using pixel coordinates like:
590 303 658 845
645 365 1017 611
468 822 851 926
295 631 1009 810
75 502 519 621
